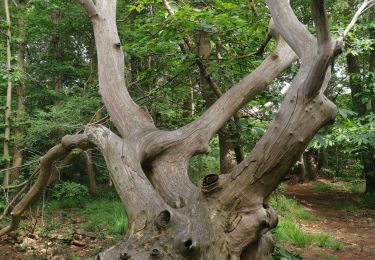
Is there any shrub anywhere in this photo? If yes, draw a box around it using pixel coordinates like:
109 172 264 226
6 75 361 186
52 181 89 203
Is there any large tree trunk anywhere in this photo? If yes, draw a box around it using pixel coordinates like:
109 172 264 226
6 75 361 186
3 0 355 258
2 0 13 186
11 12 27 181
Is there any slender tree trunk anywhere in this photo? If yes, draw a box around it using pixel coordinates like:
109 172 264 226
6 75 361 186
365 11 375 193
347 54 367 115
51 10 63 106
306 151 319 180
2 0 12 186
299 154 306 183
84 150 97 197
11 13 27 181
347 51 375 192
317 148 328 170
196 32 238 173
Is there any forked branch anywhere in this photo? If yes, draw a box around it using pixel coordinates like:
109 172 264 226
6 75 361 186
265 0 316 60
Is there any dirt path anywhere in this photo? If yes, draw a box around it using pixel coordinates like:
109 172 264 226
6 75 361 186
285 181 375 260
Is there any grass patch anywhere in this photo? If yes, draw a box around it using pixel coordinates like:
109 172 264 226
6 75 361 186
334 201 360 211
312 180 365 194
81 199 128 235
363 192 375 208
47 197 128 236
314 252 338 260
274 218 343 250
341 181 365 193
270 195 318 221
312 182 335 192
335 192 375 211
270 247 303 260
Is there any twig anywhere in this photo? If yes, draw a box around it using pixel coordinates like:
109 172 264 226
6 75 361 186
0 168 40 220
0 160 38 174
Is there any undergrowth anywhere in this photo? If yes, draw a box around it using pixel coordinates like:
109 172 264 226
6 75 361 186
274 218 343 250
46 186 128 236
314 252 338 260
312 180 365 193
271 191 343 251
270 194 318 221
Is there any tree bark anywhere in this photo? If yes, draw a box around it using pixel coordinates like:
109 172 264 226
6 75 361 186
11 12 27 181
2 0 13 186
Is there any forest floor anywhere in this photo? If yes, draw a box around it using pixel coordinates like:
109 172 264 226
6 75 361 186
0 179 374 259
283 180 375 260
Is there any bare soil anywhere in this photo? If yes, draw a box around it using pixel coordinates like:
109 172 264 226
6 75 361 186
284 181 375 260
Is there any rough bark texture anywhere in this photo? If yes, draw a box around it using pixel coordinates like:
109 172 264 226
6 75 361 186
3 0 354 259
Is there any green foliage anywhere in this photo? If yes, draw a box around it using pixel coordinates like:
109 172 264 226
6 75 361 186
52 182 89 203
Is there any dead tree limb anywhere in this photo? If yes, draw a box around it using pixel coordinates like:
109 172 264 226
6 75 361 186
0 134 93 236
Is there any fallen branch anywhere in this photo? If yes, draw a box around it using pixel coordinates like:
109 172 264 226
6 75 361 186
0 134 93 237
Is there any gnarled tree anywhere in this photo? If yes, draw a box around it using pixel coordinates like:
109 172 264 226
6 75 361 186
1 0 372 259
